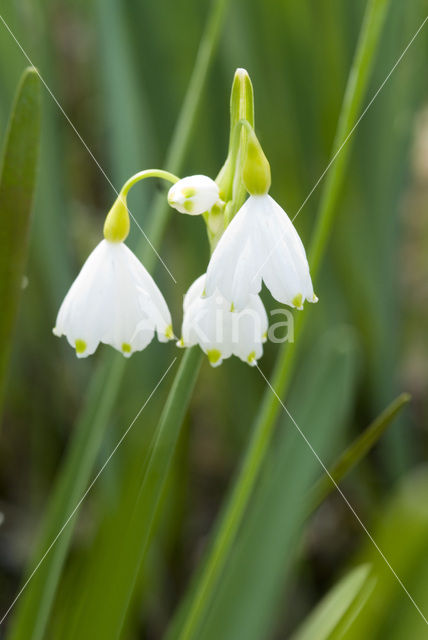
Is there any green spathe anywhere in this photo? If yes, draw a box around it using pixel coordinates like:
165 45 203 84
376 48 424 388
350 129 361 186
103 195 130 242
242 127 271 195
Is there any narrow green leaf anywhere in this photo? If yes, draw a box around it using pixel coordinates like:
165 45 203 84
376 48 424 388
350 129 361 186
94 0 155 187
311 392 411 509
6 357 127 640
6 2 229 638
308 0 390 274
0 67 40 412
341 469 428 638
170 2 391 637
67 348 201 640
173 328 359 640
290 566 375 640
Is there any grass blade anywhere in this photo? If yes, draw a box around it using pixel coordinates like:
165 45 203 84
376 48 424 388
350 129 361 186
289 565 376 640
172 328 359 640
0 67 40 414
311 392 411 509
67 347 202 639
341 469 428 638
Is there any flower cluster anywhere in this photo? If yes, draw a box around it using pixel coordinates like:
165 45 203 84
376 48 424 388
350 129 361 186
53 71 317 367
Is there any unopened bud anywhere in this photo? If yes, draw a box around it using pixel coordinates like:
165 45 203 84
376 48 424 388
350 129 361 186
168 175 219 215
242 128 271 196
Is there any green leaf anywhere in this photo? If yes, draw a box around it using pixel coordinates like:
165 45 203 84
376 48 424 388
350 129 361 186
6 2 229 637
0 67 40 413
168 1 392 637
64 347 202 640
341 469 428 639
290 566 376 640
168 327 359 640
311 392 411 510
6 357 127 640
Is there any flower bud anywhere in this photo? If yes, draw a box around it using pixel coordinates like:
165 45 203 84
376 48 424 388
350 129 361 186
168 175 219 215
103 195 130 243
242 128 271 196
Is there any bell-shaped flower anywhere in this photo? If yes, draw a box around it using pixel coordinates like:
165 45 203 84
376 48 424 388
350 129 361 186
178 274 268 367
205 194 318 311
206 123 317 311
168 175 220 215
53 195 173 358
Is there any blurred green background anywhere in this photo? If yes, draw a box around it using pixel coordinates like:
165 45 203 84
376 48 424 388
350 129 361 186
1 1 428 638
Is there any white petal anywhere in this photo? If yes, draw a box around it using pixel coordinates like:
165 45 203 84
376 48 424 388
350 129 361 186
205 198 263 309
180 274 267 367
54 240 172 357
230 294 268 365
119 243 172 341
205 194 317 310
183 274 206 311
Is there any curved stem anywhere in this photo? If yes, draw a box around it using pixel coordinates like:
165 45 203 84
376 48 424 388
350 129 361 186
175 1 391 638
121 168 179 197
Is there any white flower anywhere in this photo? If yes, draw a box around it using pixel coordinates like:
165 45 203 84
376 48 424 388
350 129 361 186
168 175 220 215
205 194 317 311
53 239 173 358
179 274 268 367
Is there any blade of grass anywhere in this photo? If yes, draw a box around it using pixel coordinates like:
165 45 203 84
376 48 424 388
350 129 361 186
94 0 155 188
182 327 359 640
0 67 40 414
6 1 229 638
311 392 411 510
341 469 428 638
289 565 376 640
67 347 202 640
172 1 391 638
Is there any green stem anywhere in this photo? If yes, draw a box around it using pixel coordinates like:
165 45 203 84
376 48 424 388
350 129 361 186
7 1 229 638
176 1 391 638
121 168 179 197
113 348 203 638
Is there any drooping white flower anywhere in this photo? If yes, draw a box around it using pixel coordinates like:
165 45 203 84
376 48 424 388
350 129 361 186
205 194 317 311
178 274 268 367
168 175 220 215
53 239 173 358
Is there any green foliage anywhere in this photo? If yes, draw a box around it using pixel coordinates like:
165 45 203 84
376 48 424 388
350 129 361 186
290 565 376 640
311 392 411 510
5 3 230 639
167 3 393 637
65 348 201 640
0 2 426 640
168 327 359 640
342 469 428 638
0 67 40 411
